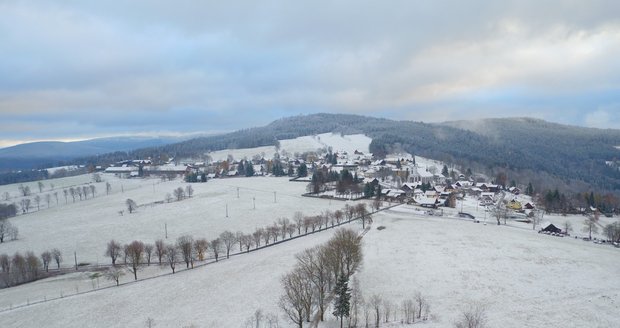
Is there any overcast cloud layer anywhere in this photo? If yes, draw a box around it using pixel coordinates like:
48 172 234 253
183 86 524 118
1 0 620 147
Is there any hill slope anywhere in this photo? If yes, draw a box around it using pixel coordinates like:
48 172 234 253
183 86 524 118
89 113 620 193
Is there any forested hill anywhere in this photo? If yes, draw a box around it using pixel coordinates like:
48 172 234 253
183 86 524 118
83 113 620 193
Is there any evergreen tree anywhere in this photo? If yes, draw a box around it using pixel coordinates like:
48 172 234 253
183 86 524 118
441 165 449 177
238 160 245 175
200 173 207 182
297 163 308 177
245 163 255 177
525 182 534 195
332 275 351 328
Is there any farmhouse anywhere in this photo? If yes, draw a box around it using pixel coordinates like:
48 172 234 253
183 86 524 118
540 222 562 234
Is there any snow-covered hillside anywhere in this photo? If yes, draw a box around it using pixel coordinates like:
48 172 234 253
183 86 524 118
0 175 349 266
358 207 620 328
207 133 371 161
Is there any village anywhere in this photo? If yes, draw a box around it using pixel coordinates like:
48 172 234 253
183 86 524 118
101 148 542 223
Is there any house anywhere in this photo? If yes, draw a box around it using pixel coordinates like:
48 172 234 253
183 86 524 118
524 202 535 210
416 197 439 208
227 170 238 177
507 199 523 211
540 222 562 234
508 187 521 195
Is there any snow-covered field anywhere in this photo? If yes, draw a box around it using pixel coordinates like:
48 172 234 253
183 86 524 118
358 205 620 328
207 133 371 161
2 200 618 327
2 161 619 327
0 229 340 328
0 174 350 266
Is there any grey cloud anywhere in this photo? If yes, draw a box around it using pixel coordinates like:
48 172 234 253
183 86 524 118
1 0 620 145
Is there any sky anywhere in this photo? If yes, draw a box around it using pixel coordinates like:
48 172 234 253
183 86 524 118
1 0 620 147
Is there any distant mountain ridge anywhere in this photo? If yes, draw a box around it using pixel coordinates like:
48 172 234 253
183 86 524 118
0 136 190 171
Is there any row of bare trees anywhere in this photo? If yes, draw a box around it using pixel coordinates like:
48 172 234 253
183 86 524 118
165 185 194 203
101 203 374 287
0 249 61 288
279 228 363 328
356 292 431 327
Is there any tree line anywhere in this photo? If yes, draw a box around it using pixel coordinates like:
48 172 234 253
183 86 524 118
102 203 374 284
0 248 62 288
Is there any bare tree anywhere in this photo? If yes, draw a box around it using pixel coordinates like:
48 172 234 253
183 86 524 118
454 302 487 328
279 267 313 328
20 198 31 213
89 185 96 198
52 248 62 269
235 231 244 251
185 185 194 198
165 244 178 273
37 181 44 193
126 199 138 214
34 195 41 211
296 245 331 321
334 210 344 224
414 291 428 319
53 191 58 205
220 231 236 259
326 228 363 282
126 240 145 280
105 266 125 286
144 244 154 266
12 252 27 284
253 228 264 248
401 299 415 324
278 218 290 240
105 240 122 265
177 235 194 268
294 211 304 235
106 182 112 195
211 238 222 261
69 187 76 202
287 224 297 238
382 300 394 323
0 219 16 243
18 184 31 197
369 294 382 328
604 222 620 242
41 251 52 272
356 203 370 229
82 186 89 199
145 317 156 328
241 234 253 252
77 186 83 200
267 224 280 242
25 251 41 280
350 277 363 328
193 238 209 261
583 213 599 240
173 187 185 201
93 173 102 183
563 220 573 235
155 239 166 265
2 191 9 201
45 194 52 208
63 189 68 203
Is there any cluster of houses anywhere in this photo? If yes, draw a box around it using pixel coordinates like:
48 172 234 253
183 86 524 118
100 150 533 211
